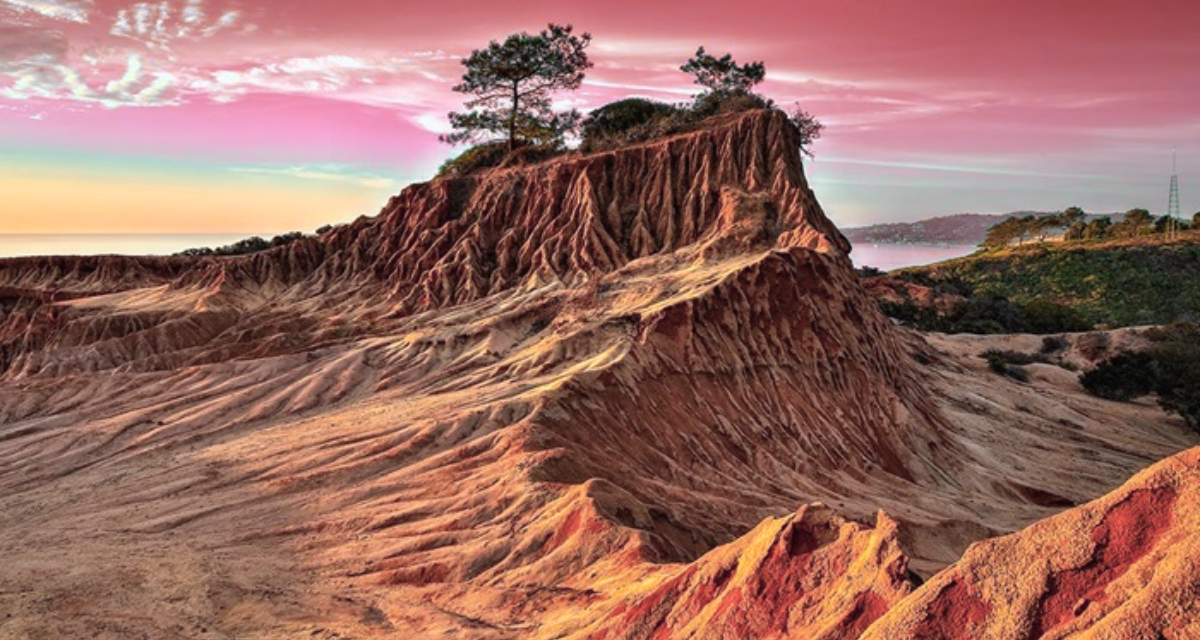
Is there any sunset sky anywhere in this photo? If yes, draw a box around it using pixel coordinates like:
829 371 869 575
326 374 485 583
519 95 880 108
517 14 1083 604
2 0 1198 234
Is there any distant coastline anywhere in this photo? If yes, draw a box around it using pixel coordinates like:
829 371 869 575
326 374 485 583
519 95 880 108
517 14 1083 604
842 211 1122 247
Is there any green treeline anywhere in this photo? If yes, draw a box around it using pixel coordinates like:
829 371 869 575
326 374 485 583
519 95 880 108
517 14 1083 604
982 206 1199 250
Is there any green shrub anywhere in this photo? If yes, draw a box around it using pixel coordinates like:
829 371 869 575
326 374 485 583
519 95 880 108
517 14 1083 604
1041 335 1069 354
436 141 564 178
1145 321 1200 343
437 141 511 178
175 232 309 257
580 98 680 152
1081 342 1200 432
1080 351 1158 401
1021 300 1091 333
1075 332 1111 361
579 91 779 154
1147 341 1200 431
688 89 771 119
270 231 305 247
981 349 1050 366
983 351 1033 382
1006 365 1030 382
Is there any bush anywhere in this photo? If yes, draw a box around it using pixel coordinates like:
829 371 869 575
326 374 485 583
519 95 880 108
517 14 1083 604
879 299 941 329
174 232 308 257
1144 321 1200 343
856 266 884 278
1041 335 1069 354
436 141 563 178
437 141 511 178
984 352 1031 382
689 89 771 119
577 90 804 155
270 231 305 247
1080 351 1158 401
877 293 1092 336
1074 332 1111 361
947 295 1026 333
580 98 680 152
1021 300 1091 333
981 349 1050 366
1081 343 1200 432
1148 341 1200 431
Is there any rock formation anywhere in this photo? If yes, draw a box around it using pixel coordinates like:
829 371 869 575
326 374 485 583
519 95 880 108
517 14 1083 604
580 504 915 640
0 109 1196 639
863 448 1200 640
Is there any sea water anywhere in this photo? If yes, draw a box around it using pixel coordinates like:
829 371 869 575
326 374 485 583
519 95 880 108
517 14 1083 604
850 243 977 271
0 234 272 259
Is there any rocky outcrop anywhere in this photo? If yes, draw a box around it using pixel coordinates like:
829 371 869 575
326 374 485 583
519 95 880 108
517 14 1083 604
581 504 915 640
0 110 843 378
862 447 1200 640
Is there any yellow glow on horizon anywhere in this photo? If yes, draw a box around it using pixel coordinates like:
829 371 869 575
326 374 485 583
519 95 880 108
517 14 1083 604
2 163 396 234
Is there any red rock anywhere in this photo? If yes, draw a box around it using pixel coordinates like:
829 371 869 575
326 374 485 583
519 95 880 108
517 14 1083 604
861 448 1200 640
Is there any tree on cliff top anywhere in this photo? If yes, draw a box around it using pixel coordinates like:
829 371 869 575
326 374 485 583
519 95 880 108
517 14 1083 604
681 47 765 95
681 47 822 157
441 24 592 151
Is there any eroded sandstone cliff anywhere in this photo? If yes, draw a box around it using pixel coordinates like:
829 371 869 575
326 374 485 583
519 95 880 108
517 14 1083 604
0 109 1195 639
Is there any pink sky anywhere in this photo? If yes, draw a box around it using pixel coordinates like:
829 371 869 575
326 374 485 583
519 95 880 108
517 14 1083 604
2 0 1198 233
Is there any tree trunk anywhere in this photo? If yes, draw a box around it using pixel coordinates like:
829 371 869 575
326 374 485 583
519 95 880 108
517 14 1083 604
509 84 519 151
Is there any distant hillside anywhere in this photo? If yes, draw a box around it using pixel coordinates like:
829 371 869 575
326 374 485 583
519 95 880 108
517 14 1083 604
844 211 1114 246
844 213 1014 245
890 232 1200 328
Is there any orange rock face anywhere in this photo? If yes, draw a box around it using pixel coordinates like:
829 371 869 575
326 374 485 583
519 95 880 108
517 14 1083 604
0 110 1196 639
582 504 915 640
862 448 1200 640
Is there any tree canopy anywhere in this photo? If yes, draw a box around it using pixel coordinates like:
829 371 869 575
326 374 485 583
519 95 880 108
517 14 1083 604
441 23 592 151
790 108 824 158
982 204 1195 249
681 47 765 95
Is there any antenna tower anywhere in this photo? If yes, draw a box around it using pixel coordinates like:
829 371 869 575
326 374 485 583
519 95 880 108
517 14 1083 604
1167 149 1181 239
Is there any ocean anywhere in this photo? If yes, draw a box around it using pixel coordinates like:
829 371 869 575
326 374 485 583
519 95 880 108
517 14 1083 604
0 234 273 259
0 235 978 272
850 243 977 271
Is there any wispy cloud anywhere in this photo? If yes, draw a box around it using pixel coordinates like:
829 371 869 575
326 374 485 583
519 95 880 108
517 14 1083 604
0 25 69 62
1 40 178 107
0 0 90 23
0 1 238 109
110 0 240 49
231 164 395 189
822 156 1106 180
185 52 460 136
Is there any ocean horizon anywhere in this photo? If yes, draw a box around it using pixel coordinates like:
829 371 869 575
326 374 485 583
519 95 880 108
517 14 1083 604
850 242 976 271
0 234 277 259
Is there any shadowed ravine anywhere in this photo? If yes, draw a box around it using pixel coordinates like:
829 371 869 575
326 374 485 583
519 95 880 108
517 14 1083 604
1 110 1197 639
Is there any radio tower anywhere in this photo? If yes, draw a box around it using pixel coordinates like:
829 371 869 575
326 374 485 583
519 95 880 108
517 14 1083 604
1168 148 1181 239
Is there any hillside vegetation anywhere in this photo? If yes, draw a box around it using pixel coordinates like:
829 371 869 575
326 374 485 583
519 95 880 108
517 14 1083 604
890 232 1200 328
